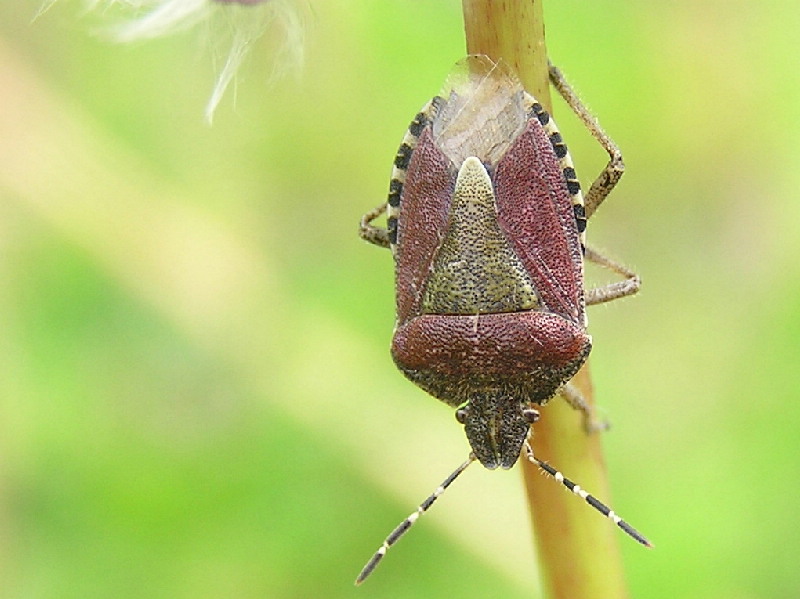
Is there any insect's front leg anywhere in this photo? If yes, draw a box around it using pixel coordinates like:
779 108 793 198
560 381 610 434
548 63 625 219
584 245 641 306
359 202 391 249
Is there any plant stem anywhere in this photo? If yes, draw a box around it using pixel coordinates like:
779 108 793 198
462 0 549 107
461 2 630 598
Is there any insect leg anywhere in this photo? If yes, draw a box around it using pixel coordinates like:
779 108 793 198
359 202 391 248
548 63 624 219
560 382 610 433
584 245 641 306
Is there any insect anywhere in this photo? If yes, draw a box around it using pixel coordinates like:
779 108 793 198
357 55 647 584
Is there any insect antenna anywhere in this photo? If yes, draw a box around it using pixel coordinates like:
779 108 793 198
355 453 477 585
523 441 652 547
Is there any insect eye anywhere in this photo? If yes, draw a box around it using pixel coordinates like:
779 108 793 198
522 408 540 424
455 407 469 424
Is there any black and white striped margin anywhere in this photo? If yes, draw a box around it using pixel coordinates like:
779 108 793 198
355 447 651 585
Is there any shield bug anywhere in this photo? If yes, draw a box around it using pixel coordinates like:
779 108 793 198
357 56 646 584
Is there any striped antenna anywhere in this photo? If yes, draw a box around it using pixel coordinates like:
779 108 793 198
523 441 652 547
355 453 477 585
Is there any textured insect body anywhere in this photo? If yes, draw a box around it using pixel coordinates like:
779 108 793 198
357 56 646 584
387 57 590 470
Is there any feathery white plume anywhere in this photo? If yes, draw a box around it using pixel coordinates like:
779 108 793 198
37 0 307 122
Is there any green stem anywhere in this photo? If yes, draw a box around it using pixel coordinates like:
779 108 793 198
460 2 630 598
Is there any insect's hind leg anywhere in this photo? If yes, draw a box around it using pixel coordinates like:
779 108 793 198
584 245 641 306
548 63 625 219
359 203 391 249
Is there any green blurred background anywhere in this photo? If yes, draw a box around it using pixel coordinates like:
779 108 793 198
1 1 798 597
